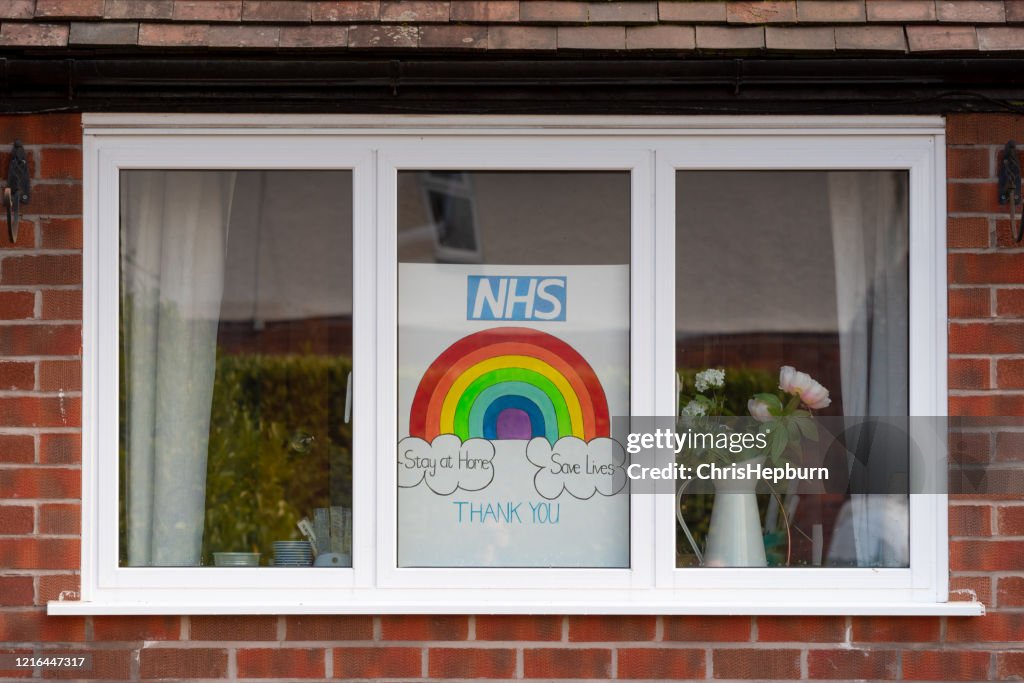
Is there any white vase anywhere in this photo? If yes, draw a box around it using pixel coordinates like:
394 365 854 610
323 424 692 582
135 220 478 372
702 469 767 567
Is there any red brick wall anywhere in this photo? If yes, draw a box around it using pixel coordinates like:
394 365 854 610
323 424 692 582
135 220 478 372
0 112 1021 681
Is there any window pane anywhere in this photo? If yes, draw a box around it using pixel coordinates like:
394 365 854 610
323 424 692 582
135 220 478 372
675 170 909 568
397 171 630 568
119 170 353 568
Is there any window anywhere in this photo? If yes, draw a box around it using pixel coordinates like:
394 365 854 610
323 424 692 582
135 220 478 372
57 115 979 616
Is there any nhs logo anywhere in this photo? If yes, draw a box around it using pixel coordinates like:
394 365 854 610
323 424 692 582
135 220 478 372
467 276 566 321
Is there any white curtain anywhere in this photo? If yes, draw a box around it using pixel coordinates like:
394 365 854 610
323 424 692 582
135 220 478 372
121 170 236 566
827 171 910 568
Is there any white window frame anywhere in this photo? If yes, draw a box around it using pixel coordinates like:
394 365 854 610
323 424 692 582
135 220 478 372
51 114 982 617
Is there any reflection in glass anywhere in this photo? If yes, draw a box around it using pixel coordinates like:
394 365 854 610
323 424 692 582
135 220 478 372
675 170 910 568
119 170 353 568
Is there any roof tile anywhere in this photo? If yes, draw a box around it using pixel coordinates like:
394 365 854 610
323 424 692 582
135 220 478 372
865 0 936 23
450 1 518 23
558 25 627 49
589 1 657 24
978 26 1024 49
835 24 906 50
311 1 379 22
487 24 557 50
420 23 486 48
520 1 588 24
696 24 764 48
0 21 70 45
796 0 866 23
69 20 140 44
727 1 797 24
172 1 242 22
907 24 980 50
0 0 37 20
348 23 418 47
138 21 209 45
280 23 348 46
380 0 449 23
36 0 104 19
659 0 726 22
626 23 695 49
765 25 835 49
241 1 311 23
209 23 280 46
937 1 1006 24
104 0 173 20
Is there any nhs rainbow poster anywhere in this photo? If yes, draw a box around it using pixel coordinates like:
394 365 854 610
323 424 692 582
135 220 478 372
398 264 629 567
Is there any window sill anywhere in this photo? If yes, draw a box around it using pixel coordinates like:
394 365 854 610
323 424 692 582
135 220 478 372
48 598 984 617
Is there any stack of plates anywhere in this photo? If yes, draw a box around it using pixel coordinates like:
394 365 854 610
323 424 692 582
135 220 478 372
273 541 313 567
213 552 260 567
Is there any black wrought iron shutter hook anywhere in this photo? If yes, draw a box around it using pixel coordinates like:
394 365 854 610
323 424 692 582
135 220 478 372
3 141 30 243
999 141 1023 243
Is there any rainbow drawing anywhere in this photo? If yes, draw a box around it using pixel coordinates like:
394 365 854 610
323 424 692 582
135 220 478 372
409 327 610 444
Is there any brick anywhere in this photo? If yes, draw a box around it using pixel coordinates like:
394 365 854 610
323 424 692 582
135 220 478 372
949 180 1004 213
998 358 1024 387
907 25 979 51
138 22 210 46
450 0 517 21
40 433 81 464
419 24 486 48
0 504 33 534
949 357 990 389
520 1 588 23
21 184 82 217
659 0 726 22
727 1 796 23
836 25 906 50
105 0 173 19
0 0 33 19
190 615 278 640
0 220 35 250
0 361 34 390
807 648 898 680
0 610 85 641
757 616 846 642
0 397 80 428
949 503 993 535
0 291 35 320
996 430 1024 460
381 615 467 640
712 648 801 679
172 0 241 21
589 0 657 23
38 574 80 603
0 537 80 569
488 25 556 50
568 615 656 641
0 147 36 182
950 574 992 604
0 434 34 463
0 467 80 499
69 22 140 45
558 26 626 49
311 0 379 21
38 360 80 392
0 324 81 356
997 218 1024 247
765 26 834 50
237 648 324 678
139 648 227 679
949 216 991 248
334 647 421 678
797 0 865 22
284 615 373 640
950 287 991 317
997 504 1024 533
428 648 515 678
951 539 1024 570
997 652 1024 680
40 217 84 250
947 612 1024 642
950 393 1024 416
92 615 180 640
663 616 751 641
949 430 991 465
524 648 611 678
209 25 280 47
475 615 562 641
40 502 79 534
36 0 103 18
949 114 1024 145
0 23 70 47
850 616 940 642
866 0 936 22
979 27 1024 50
40 148 84 180
696 25 764 49
627 24 696 49
951 254 1024 284
380 0 449 22
0 575 34 605
242 0 311 21
997 575 1024 606
348 24 418 47
618 648 705 679
46 649 132 679
0 114 80 146
937 0 1005 23
41 291 83 322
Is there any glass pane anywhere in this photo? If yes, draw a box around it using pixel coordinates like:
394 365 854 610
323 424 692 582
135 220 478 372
674 170 910 568
119 170 353 568
397 171 630 567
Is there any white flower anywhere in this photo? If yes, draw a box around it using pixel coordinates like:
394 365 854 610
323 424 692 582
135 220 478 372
681 400 707 417
747 398 773 423
694 368 725 393
778 365 832 410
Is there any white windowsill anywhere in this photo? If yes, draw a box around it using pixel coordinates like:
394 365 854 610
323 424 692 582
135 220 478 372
48 599 984 617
